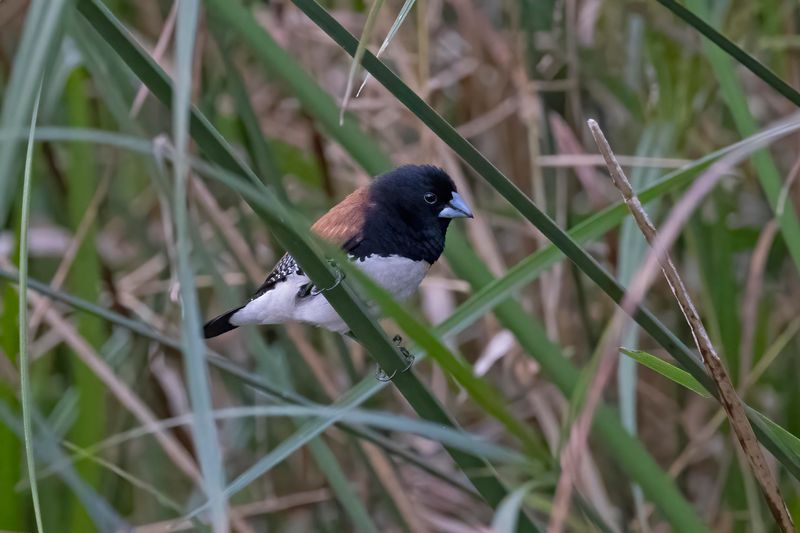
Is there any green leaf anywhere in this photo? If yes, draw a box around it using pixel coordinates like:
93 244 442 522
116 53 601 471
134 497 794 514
619 349 711 398
18 80 45 533
172 2 229 530
491 481 539 533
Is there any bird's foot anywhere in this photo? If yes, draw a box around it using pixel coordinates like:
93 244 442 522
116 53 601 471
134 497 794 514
310 260 345 296
375 335 415 382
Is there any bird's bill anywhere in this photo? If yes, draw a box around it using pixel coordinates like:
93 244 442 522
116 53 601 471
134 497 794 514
438 192 474 219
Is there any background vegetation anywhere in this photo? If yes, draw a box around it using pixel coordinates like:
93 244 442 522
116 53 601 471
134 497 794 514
1 0 800 531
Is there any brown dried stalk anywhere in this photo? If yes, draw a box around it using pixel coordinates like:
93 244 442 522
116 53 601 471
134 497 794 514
588 119 794 532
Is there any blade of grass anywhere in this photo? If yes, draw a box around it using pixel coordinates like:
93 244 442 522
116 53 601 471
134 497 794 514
355 0 416 97
172 2 229 531
492 481 539 533
619 349 711 398
590 119 793 530
63 66 107 533
76 2 534 523
69 405 527 467
18 82 45 533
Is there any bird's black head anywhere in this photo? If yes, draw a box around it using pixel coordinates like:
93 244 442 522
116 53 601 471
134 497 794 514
356 165 473 263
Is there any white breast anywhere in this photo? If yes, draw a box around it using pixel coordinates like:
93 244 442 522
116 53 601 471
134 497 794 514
233 254 430 333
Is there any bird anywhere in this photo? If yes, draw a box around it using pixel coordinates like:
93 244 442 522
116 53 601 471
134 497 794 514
202 164 473 339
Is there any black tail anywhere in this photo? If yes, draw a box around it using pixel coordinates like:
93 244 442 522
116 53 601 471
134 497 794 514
203 307 242 338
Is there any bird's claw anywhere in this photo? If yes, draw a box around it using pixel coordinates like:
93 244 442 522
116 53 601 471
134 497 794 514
311 260 345 295
375 335 415 382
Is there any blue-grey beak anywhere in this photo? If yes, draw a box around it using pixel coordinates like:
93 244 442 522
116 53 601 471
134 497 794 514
438 192 474 219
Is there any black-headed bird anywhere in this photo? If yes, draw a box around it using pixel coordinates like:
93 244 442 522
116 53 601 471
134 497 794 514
203 165 473 338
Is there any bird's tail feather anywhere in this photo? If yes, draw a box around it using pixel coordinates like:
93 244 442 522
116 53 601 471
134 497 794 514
203 307 242 338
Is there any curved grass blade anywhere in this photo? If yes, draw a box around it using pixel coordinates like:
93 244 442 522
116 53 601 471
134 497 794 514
492 481 539 533
619 349 710 398
18 82 44 533
74 405 526 468
356 0 416 97
172 3 228 531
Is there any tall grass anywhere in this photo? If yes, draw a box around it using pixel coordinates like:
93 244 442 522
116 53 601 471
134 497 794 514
1 0 800 531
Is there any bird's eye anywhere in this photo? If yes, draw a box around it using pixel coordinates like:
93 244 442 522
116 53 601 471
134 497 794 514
424 192 438 204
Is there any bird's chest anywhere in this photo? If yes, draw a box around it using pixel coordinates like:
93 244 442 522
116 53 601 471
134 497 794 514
352 254 431 300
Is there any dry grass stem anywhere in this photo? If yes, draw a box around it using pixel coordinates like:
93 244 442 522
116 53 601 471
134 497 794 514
587 119 794 532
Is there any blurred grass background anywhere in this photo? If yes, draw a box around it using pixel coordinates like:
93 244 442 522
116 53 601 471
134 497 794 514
2 0 800 531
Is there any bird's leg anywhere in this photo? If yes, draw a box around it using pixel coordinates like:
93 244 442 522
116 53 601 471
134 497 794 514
374 335 415 382
392 335 415 371
310 259 345 296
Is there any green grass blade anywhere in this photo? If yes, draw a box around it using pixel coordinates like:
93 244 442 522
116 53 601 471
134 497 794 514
18 82 44 533
492 481 539 533
172 2 228 531
619 349 711 398
63 66 107 533
355 0 416 97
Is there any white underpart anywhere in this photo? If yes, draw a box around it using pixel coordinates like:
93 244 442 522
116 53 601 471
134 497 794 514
231 255 431 333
